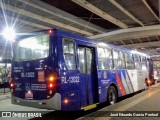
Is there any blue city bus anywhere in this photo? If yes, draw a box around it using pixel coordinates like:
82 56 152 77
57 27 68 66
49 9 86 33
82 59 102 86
11 29 152 111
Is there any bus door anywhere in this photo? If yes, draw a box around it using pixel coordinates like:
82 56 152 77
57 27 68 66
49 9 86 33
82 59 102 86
78 46 97 107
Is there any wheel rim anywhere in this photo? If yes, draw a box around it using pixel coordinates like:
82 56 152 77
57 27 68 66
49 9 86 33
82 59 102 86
109 89 116 105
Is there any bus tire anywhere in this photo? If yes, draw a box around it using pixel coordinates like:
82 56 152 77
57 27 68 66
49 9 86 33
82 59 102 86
107 86 117 105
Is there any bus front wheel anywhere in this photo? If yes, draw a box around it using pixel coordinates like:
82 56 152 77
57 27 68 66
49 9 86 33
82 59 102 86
107 86 117 105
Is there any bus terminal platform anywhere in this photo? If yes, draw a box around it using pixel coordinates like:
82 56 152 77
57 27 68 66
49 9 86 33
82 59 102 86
79 83 160 120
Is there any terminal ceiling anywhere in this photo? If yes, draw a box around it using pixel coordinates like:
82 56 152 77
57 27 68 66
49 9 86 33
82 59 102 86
0 0 160 60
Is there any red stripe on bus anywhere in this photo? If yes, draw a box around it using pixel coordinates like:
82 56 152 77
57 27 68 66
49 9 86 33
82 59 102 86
116 72 126 96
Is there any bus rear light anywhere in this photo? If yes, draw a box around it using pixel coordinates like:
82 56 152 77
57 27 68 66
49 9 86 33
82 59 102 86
10 80 14 89
147 80 151 84
48 83 55 89
48 30 53 34
49 83 53 88
10 83 14 87
64 99 69 104
46 73 58 97
48 73 58 82
49 76 54 82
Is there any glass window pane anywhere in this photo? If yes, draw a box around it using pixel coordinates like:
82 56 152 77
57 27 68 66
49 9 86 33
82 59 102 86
98 59 106 69
63 38 76 70
126 61 135 69
124 53 128 60
122 61 126 69
15 34 49 61
133 54 140 62
64 55 76 70
136 63 142 70
113 50 118 59
130 54 133 61
98 47 106 69
114 59 118 69
86 49 92 74
118 60 125 69
98 47 112 69
78 48 85 73
106 59 113 69
63 40 69 53
104 48 110 58
141 57 146 62
125 53 134 61
98 48 105 58
119 52 124 60
69 42 75 54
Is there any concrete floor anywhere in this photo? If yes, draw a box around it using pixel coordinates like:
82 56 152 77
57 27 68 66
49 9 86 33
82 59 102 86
79 83 160 120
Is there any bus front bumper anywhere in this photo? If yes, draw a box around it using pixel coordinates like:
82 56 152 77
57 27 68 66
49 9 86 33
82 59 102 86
11 93 61 110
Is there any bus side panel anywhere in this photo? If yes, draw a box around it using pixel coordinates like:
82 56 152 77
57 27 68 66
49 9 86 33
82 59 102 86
87 74 95 104
127 70 138 92
79 73 88 107
98 70 117 103
120 70 135 94
59 72 80 111
57 35 80 111
98 69 143 103
127 70 148 91
117 69 147 96
116 70 146 96
137 70 148 90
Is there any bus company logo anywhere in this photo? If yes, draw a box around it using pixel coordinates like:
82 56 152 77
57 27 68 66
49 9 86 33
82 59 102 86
25 83 30 91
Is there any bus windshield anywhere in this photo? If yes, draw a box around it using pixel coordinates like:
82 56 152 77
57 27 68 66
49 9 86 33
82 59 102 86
15 34 49 61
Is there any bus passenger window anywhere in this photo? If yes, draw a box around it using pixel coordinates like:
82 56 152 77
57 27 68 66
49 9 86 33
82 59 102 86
118 52 125 69
78 48 85 73
86 49 92 74
98 48 106 69
142 63 147 70
105 48 113 69
113 50 119 69
63 40 69 53
133 54 141 70
63 38 76 70
124 53 135 69
97 47 112 70
68 42 75 54
126 61 134 69
118 60 125 69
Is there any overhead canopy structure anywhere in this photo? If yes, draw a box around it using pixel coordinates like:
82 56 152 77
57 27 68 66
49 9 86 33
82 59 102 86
0 0 160 60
